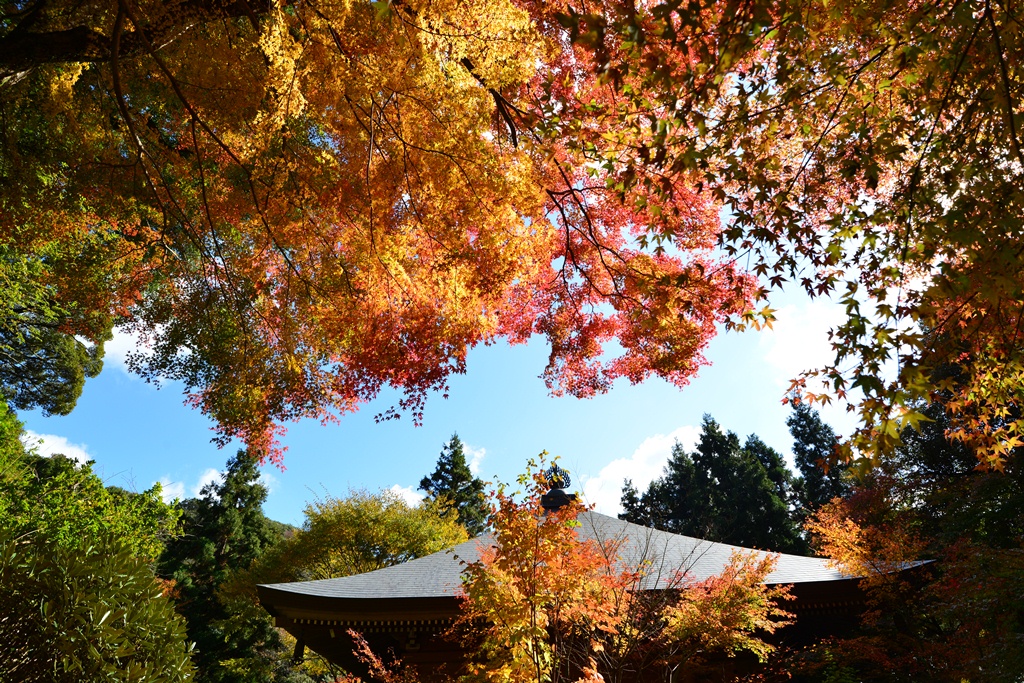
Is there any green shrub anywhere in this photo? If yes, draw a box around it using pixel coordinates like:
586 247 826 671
0 529 194 682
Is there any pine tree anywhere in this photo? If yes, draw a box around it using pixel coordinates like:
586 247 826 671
158 451 294 683
621 440 703 535
621 416 807 554
787 403 850 512
419 434 488 536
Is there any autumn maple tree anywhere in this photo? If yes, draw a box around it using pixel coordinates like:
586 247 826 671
803 405 1024 681
4 0 1022 469
552 0 1024 469
0 0 752 459
457 458 793 683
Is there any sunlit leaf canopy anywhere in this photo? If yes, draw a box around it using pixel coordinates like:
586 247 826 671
554 0 1024 469
2 0 1020 468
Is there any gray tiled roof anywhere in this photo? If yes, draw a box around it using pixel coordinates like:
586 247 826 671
260 511 850 601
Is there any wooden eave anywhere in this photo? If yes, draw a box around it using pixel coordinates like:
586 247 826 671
257 588 461 628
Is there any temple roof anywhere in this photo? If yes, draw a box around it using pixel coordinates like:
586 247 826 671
259 511 850 603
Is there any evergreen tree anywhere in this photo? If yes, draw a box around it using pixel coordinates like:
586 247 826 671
735 435 805 553
419 434 488 536
622 441 702 534
158 451 300 683
619 480 648 526
746 434 800 509
0 249 109 417
787 403 850 512
621 416 807 554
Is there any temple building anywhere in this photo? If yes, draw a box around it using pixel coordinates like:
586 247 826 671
258 506 867 681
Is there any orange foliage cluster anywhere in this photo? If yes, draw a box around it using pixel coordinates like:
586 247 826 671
662 553 793 665
457 458 792 683
805 491 926 594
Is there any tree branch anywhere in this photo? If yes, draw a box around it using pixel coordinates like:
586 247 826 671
0 0 271 81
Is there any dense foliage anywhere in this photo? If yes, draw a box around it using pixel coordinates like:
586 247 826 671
0 404 179 561
418 434 488 536
0 529 194 683
2 0 1023 484
0 449 179 561
0 404 193 681
5 0 1024 469
803 403 1024 681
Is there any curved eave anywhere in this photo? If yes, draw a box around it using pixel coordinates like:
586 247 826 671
258 586 462 626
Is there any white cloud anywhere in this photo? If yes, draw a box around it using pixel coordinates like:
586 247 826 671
192 467 224 497
579 425 701 517
157 477 186 503
389 484 425 507
104 328 145 376
154 464 277 505
105 326 184 382
759 298 846 392
464 444 486 475
20 430 91 464
260 471 277 494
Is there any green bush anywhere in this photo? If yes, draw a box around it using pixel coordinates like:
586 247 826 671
0 529 194 682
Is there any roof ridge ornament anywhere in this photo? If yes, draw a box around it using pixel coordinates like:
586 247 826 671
541 464 577 511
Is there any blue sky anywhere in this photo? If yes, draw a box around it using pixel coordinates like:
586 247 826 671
19 289 855 526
